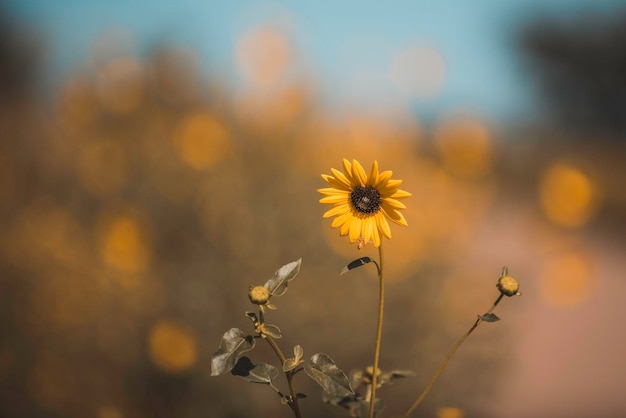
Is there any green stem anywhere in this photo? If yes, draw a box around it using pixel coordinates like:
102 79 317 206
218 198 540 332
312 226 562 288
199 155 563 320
368 244 385 418
403 293 505 417
259 308 303 418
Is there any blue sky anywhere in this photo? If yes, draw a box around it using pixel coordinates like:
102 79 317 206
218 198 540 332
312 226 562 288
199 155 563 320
5 0 624 122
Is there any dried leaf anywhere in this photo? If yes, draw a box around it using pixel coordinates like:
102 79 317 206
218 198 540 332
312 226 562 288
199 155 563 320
210 328 256 376
264 259 302 297
304 353 354 397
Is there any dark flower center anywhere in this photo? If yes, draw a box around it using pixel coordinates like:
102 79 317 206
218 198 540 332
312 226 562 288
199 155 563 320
350 185 382 215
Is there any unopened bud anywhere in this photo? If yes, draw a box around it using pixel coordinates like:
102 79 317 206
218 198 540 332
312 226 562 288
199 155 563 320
497 274 520 297
248 285 270 305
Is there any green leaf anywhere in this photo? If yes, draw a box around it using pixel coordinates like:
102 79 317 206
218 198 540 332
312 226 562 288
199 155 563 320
231 356 279 387
340 257 373 276
379 369 416 385
478 313 500 322
304 353 354 397
210 328 256 376
262 324 282 339
264 259 302 297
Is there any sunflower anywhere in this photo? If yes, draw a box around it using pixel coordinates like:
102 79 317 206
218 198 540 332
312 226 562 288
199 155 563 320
318 158 411 247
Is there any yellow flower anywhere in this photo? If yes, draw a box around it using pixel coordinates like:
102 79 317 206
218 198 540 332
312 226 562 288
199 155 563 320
318 159 411 247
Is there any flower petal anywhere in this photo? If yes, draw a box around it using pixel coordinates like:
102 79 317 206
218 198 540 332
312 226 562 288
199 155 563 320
371 221 381 247
351 159 368 186
320 194 349 204
349 217 363 243
330 168 352 188
375 170 393 188
318 188 349 196
362 217 374 244
342 159 353 183
331 209 354 228
382 205 408 226
375 212 392 239
323 204 350 218
367 161 379 186
382 198 406 210
391 189 412 199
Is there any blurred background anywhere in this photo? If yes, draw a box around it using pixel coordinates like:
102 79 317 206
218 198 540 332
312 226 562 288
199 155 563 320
1 1 626 417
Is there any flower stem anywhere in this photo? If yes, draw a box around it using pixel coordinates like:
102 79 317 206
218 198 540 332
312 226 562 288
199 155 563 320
368 244 385 418
403 293 505 417
259 308 303 418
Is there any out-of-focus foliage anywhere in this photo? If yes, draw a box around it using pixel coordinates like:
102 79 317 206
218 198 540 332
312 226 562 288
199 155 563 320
1 5 626 418
520 11 626 137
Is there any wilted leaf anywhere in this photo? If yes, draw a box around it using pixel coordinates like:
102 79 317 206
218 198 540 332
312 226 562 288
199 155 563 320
264 259 302 297
340 257 373 276
304 353 354 397
478 313 500 322
245 311 258 324
293 345 304 362
352 399 384 418
231 356 279 387
379 369 416 385
262 324 282 339
348 369 364 391
283 345 305 372
210 328 256 376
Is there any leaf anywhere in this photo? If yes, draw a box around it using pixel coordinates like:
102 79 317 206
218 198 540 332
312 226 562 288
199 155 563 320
304 353 354 397
283 345 305 372
478 313 500 322
264 259 302 297
379 369 416 385
293 345 304 362
231 356 279 387
352 399 385 418
210 328 256 376
245 311 258 324
262 324 282 339
340 257 373 276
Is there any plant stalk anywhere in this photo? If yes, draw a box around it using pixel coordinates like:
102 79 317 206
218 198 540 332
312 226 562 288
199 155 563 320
403 293 505 417
260 308 303 418
368 244 385 418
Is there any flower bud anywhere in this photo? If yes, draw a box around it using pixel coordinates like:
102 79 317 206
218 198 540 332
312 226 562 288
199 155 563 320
248 285 270 305
497 274 520 297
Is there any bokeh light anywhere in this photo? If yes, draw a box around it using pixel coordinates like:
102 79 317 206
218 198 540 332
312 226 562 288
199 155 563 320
172 111 230 170
539 161 600 228
539 250 594 308
148 319 198 373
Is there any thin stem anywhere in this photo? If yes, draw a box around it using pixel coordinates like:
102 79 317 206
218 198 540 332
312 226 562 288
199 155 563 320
403 293 505 417
259 308 303 418
368 243 385 418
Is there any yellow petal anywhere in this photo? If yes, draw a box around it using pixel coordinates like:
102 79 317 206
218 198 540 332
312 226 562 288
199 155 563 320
331 210 353 228
382 198 407 210
375 170 393 187
375 212 392 239
367 161 379 186
342 158 353 182
362 217 374 244
351 159 368 186
371 222 381 247
349 217 363 243
318 188 348 196
339 215 352 235
330 168 352 188
382 205 408 226
379 179 403 194
391 189 412 199
323 204 350 218
320 194 349 204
